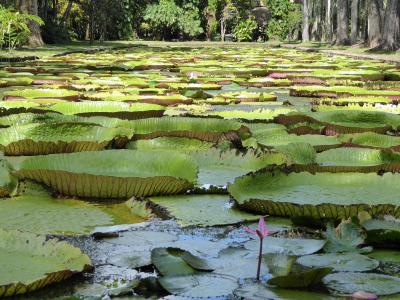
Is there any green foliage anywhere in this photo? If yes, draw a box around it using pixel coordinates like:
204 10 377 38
287 5 302 41
233 17 257 42
0 5 44 51
264 0 298 41
204 0 218 40
144 0 203 40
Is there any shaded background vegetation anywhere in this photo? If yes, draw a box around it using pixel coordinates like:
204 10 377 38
0 0 398 51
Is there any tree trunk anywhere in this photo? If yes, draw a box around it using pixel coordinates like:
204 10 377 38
324 0 333 42
302 0 310 42
336 0 350 45
367 0 382 48
378 0 400 50
350 0 359 44
60 0 73 25
16 0 44 47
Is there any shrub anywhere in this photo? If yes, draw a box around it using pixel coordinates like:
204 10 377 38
233 17 257 42
0 5 44 51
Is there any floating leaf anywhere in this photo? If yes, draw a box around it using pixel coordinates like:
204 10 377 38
323 272 400 296
14 150 197 198
158 273 238 298
297 253 379 272
149 194 260 227
0 229 92 297
267 267 332 288
245 236 325 256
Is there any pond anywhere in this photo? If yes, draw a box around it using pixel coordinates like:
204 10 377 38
0 45 400 299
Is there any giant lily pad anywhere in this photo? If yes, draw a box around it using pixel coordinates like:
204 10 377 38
0 229 92 297
0 122 134 155
149 194 260 226
121 117 250 143
126 137 213 153
296 253 379 272
14 150 198 198
46 101 165 119
191 149 286 187
229 168 400 219
0 156 16 197
3 88 80 101
0 191 147 235
323 272 400 296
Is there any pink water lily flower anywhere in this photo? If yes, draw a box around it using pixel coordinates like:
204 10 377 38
244 216 269 240
351 291 378 300
244 217 269 280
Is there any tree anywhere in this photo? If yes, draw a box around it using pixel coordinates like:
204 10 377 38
144 0 203 40
0 4 43 51
324 0 333 42
378 0 400 51
220 0 237 41
367 0 382 48
204 0 218 41
336 0 350 45
350 0 359 44
287 4 302 42
15 0 44 47
302 0 310 42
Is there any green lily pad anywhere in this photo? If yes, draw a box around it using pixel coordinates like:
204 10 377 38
267 267 332 288
323 272 400 296
126 137 213 153
297 253 379 272
158 273 238 298
362 219 400 245
234 283 336 300
191 149 286 187
0 156 16 197
245 237 326 256
0 229 92 297
229 168 400 219
149 194 260 227
0 122 134 155
14 150 197 199
151 248 197 277
368 250 400 264
3 88 80 101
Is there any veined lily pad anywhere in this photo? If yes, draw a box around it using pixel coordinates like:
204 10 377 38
0 192 147 235
296 253 379 272
121 117 250 143
315 147 400 172
14 150 198 198
214 91 277 103
228 168 400 219
46 101 165 119
0 122 134 155
3 88 80 101
339 132 400 150
0 156 16 197
149 194 260 227
0 229 92 297
323 272 400 296
191 149 286 187
126 137 213 153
